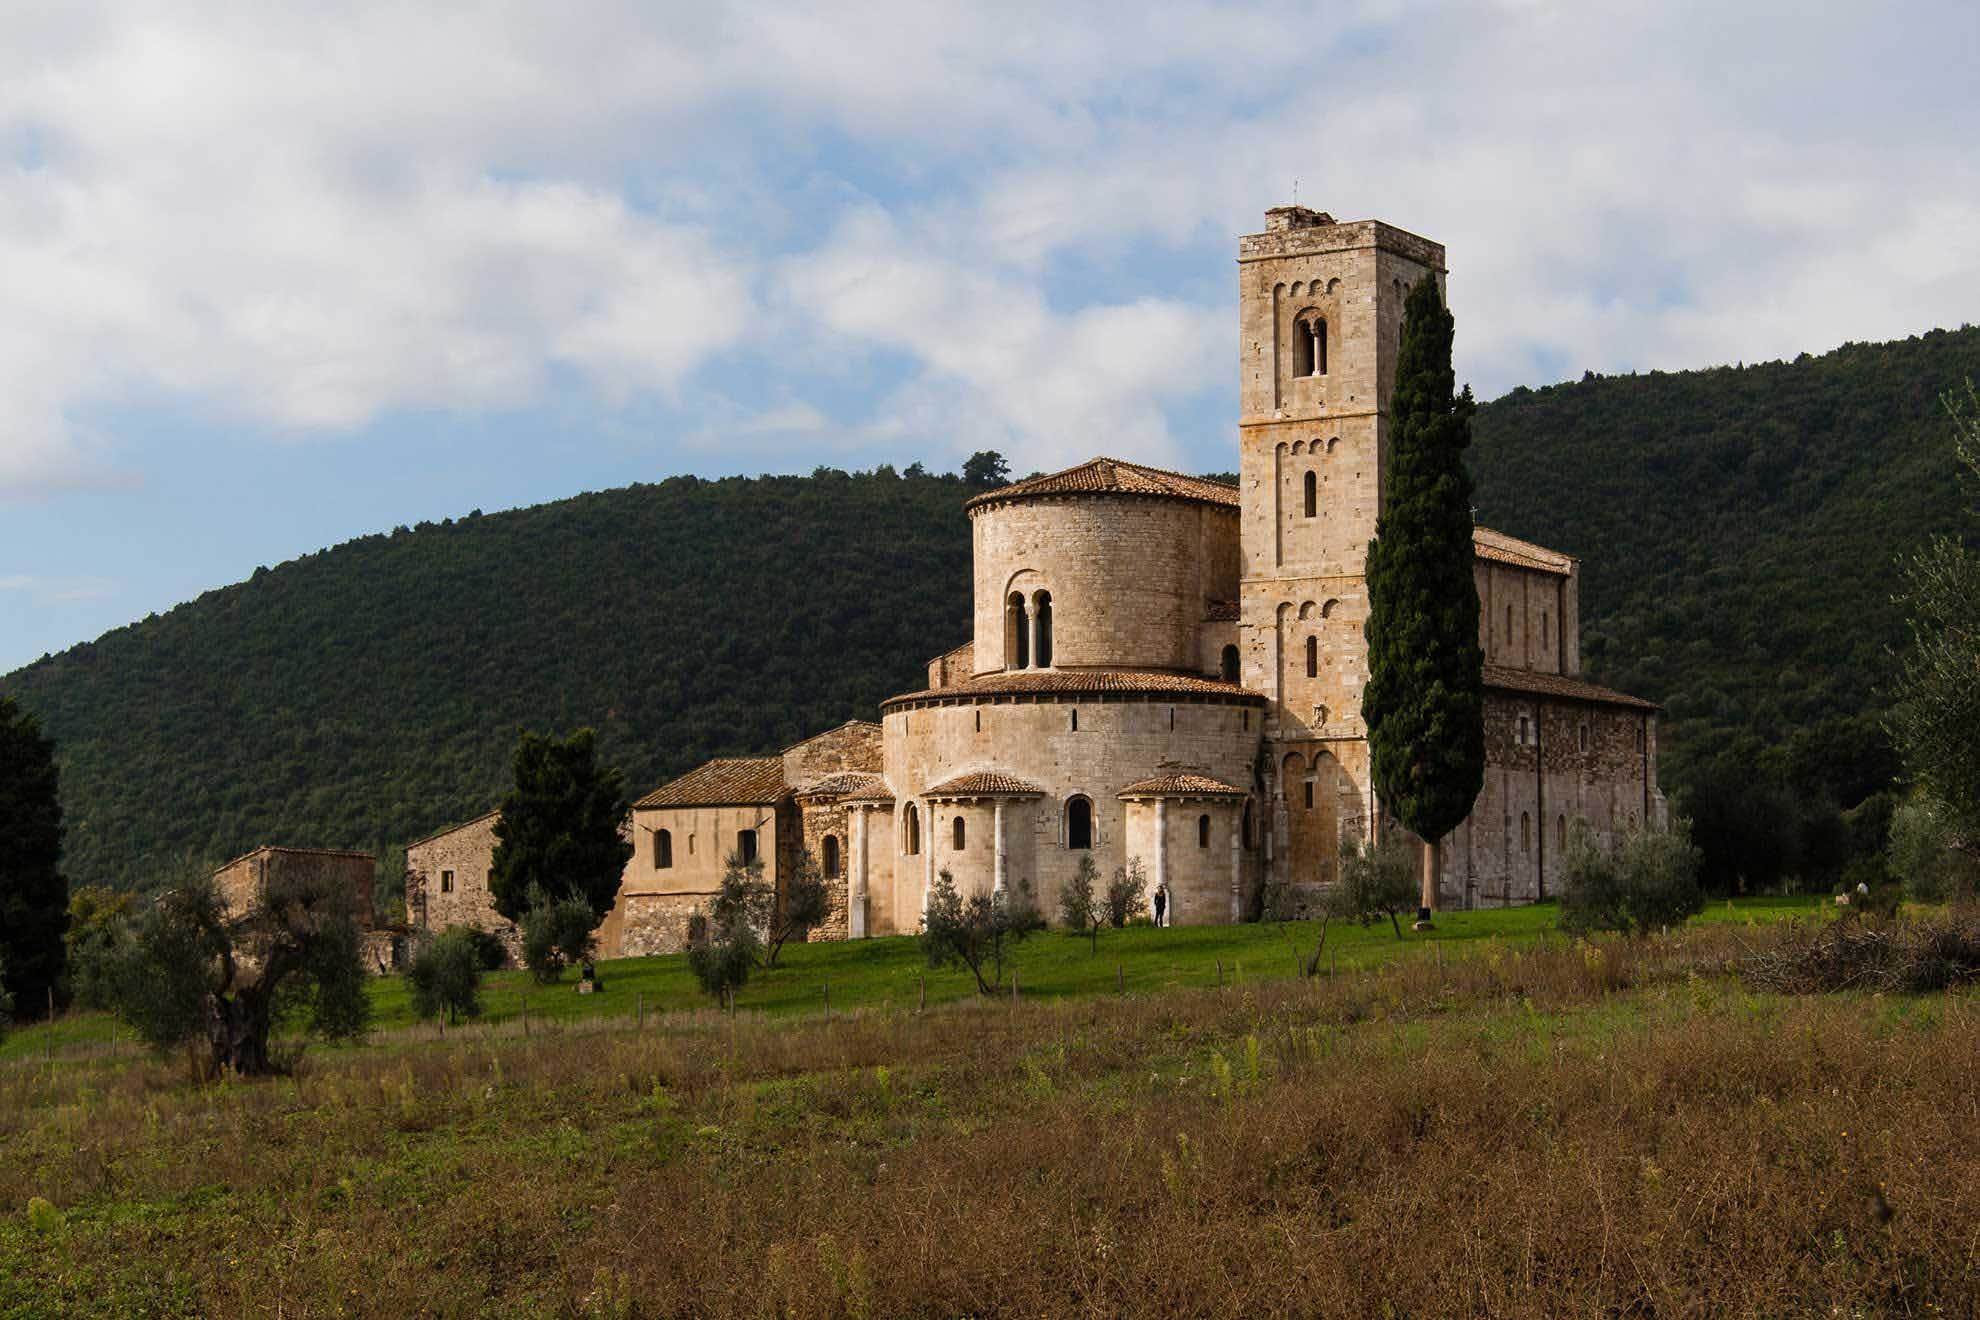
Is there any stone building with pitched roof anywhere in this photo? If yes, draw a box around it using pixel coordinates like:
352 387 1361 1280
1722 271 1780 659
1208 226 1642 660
415 205 1661 953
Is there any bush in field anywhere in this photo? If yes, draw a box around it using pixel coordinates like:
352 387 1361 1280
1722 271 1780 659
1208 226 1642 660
766 848 828 968
519 885 597 984
407 927 486 1024
921 869 1044 995
463 927 510 970
64 884 136 1011
688 851 770 1001
1888 792 1980 904
1742 910 1980 994
1057 855 1103 951
1559 821 1705 938
1331 836 1419 939
1104 858 1150 928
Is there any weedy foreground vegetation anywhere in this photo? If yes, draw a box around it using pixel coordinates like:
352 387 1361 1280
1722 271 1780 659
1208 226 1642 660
3 912 1976 1318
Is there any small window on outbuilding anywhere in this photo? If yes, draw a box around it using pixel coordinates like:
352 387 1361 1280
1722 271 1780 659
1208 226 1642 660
952 816 966 851
441 869 454 894
655 829 673 869
1197 814 1210 849
738 829 758 864
1066 796 1093 850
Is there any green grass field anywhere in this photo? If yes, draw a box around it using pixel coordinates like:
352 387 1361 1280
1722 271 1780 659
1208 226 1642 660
1 896 1824 1061
2 904 1971 1317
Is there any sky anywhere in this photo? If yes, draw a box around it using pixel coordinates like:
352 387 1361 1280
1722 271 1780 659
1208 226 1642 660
3 1 1977 672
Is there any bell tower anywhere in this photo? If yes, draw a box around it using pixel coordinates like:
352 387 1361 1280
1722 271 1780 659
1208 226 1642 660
1234 206 1446 885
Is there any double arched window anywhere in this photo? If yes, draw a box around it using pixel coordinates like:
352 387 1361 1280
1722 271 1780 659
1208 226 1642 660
1066 796 1093 850
1005 589 1055 669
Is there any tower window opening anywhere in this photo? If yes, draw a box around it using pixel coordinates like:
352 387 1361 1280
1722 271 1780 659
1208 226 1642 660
1006 593 1030 670
1294 313 1328 376
1071 707 1078 732
953 816 967 851
1033 591 1053 668
975 710 981 733
1220 644 1240 684
1066 796 1093 850
1305 635 1318 678
1304 780 1314 810
1198 814 1211 848
655 829 673 869
1303 469 1317 518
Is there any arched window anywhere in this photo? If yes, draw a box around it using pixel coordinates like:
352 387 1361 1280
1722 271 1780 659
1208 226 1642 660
952 816 967 851
738 829 758 864
1006 593 1030 670
1066 796 1093 849
1220 644 1240 683
822 835 840 878
1197 814 1210 849
655 829 673 869
1303 470 1317 518
687 833 695 855
904 803 921 855
1520 812 1531 853
1305 635 1318 678
1294 313 1328 376
1033 591 1053 668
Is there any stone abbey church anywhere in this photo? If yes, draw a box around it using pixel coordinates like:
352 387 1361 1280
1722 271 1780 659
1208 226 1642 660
406 206 1663 957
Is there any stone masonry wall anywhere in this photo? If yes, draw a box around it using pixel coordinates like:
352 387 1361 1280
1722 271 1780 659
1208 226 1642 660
404 813 519 959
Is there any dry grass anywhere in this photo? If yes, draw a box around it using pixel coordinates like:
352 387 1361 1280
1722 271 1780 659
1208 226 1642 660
2 927 1975 1317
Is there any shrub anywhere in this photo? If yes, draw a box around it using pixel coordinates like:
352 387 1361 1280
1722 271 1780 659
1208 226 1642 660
1331 836 1418 939
407 927 485 1024
1057 855 1103 951
463 927 510 970
688 851 770 1001
921 869 1043 995
1104 858 1150 929
1559 820 1705 938
767 848 828 967
1887 792 1980 904
519 885 597 984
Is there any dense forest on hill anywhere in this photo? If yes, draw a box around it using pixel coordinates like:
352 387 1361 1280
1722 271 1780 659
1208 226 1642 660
5 325 1976 897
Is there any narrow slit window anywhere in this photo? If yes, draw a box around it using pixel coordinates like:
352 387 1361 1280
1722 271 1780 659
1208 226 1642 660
904 804 921 855
1303 470 1317 518
1006 593 1030 670
1033 591 1053 668
440 869 454 894
1305 635 1318 678
953 816 966 851
1197 814 1210 849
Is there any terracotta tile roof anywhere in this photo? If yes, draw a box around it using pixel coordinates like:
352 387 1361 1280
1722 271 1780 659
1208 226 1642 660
1473 526 1574 575
634 757 787 808
924 771 1045 797
401 808 501 852
883 669 1265 708
1203 599 1240 622
965 458 1240 513
1117 771 1247 798
795 771 890 799
842 780 899 803
779 720 879 755
1484 665 1658 711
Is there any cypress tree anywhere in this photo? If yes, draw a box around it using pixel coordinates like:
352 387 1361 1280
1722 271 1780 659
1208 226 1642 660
1362 273 1486 922
488 728 634 924
0 695 68 1016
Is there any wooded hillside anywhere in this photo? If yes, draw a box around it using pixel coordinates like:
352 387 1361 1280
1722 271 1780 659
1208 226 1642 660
6 325 1975 895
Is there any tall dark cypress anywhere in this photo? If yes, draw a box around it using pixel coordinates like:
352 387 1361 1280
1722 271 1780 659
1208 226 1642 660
0 695 68 1015
1362 272 1486 920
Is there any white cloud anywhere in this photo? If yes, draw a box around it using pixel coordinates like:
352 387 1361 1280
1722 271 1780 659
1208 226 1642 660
1 0 1975 499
